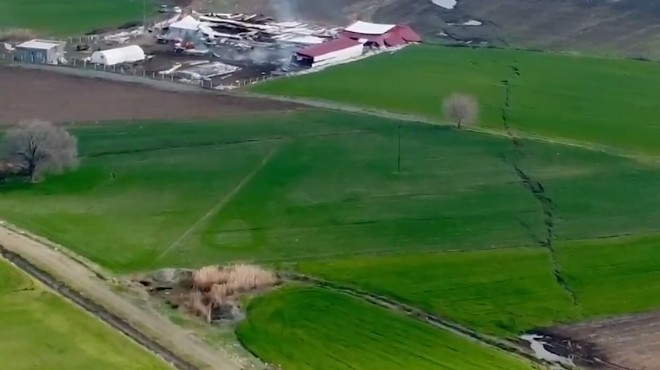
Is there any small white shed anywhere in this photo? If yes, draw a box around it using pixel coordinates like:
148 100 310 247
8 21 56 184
166 15 201 39
90 45 145 66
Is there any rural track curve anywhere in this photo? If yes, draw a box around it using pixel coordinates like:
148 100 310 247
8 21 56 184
0 223 244 370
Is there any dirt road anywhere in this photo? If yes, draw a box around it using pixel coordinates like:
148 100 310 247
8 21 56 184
0 223 243 370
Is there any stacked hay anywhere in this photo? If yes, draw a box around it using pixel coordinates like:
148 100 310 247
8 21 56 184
178 264 277 323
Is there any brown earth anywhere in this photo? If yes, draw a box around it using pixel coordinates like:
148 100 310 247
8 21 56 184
542 311 660 370
0 66 298 125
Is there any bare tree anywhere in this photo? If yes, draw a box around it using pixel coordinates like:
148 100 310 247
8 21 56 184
443 93 478 129
2 120 78 182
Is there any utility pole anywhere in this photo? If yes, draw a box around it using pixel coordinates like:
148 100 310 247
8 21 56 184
397 123 401 173
142 0 146 33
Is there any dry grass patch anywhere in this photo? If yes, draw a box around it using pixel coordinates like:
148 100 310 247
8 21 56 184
154 264 279 323
0 28 36 42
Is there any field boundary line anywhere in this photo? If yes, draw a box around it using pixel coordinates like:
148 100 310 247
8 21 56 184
157 144 282 260
0 225 243 370
0 246 193 370
282 272 563 369
9 63 659 164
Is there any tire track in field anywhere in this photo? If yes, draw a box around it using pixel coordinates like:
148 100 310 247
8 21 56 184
500 65 578 306
156 144 282 261
87 130 368 158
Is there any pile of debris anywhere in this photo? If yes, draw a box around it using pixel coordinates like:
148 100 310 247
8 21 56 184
138 264 279 323
171 12 341 46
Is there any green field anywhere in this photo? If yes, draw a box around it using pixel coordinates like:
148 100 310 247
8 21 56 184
1 111 659 272
300 235 660 336
3 109 660 369
0 0 154 35
254 45 660 155
237 286 536 370
0 258 169 370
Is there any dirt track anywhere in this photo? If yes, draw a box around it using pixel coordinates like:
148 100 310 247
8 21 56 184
0 223 242 370
0 66 298 124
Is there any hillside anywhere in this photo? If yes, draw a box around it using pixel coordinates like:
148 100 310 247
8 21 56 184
213 0 660 58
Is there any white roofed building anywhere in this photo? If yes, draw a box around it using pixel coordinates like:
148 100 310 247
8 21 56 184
166 15 202 40
344 21 396 35
341 21 422 47
90 45 145 66
14 39 66 65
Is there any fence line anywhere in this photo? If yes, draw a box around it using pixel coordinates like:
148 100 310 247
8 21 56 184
0 48 280 90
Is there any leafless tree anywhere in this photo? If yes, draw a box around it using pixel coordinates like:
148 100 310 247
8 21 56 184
443 93 478 129
2 119 78 182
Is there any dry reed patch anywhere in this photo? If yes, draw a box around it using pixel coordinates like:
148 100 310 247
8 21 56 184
0 28 36 42
157 264 278 323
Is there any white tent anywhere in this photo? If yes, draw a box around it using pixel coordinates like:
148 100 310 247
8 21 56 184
90 45 145 66
167 15 201 39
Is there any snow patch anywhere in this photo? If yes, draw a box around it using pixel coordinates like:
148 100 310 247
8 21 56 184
463 20 482 26
431 0 457 10
521 334 575 367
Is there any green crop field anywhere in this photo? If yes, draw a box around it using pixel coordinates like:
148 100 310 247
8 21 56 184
300 248 579 336
2 111 660 272
0 258 169 370
254 45 660 155
3 110 660 369
0 0 154 35
300 235 660 336
237 286 536 370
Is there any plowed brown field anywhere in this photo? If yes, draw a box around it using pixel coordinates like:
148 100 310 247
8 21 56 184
0 67 298 124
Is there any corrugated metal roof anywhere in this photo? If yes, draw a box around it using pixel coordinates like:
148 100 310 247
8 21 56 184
394 25 422 43
297 37 362 58
344 21 395 35
17 39 64 50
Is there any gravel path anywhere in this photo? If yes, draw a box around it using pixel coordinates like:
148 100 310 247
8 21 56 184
0 223 243 370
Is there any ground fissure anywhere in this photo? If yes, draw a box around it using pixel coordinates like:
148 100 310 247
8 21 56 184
500 65 579 307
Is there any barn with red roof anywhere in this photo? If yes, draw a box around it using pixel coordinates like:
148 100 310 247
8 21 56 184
341 21 422 47
291 21 421 69
293 37 364 67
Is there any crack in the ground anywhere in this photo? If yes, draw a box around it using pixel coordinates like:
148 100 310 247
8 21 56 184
501 65 578 306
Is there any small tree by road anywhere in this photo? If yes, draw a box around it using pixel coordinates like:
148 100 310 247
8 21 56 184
443 93 478 129
2 119 78 182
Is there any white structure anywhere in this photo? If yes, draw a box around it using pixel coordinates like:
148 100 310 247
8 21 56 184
14 39 66 65
166 15 202 39
90 45 145 66
294 38 364 67
344 21 396 35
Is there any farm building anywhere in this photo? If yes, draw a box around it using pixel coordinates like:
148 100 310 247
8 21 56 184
90 45 145 66
165 15 202 40
293 37 364 68
341 21 421 47
14 39 65 65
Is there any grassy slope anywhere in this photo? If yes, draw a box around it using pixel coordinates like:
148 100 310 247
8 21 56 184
0 0 153 35
300 248 579 336
300 236 660 336
558 236 660 317
254 45 660 154
0 259 169 370
1 111 660 272
236 286 535 370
